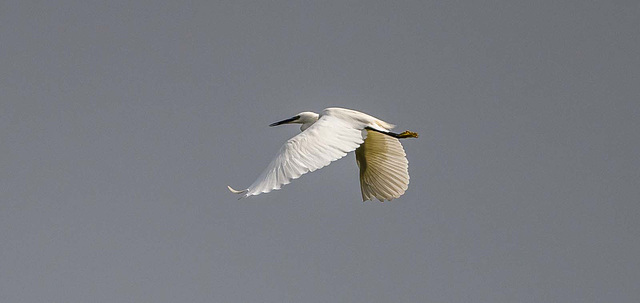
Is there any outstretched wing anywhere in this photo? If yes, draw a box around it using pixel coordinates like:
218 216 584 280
230 114 366 197
355 129 410 202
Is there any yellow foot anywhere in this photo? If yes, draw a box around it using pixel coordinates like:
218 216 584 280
398 130 419 138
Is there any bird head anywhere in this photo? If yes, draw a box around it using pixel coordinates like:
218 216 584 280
270 112 319 131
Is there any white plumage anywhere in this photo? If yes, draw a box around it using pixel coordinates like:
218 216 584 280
228 107 418 202
355 129 410 201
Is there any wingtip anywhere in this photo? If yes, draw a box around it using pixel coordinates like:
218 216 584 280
227 185 248 195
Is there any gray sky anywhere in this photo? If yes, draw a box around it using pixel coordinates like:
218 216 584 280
1 1 639 302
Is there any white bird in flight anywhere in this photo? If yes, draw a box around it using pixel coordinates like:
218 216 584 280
227 107 418 201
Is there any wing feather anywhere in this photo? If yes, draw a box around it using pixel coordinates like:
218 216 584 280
238 114 365 197
355 130 410 202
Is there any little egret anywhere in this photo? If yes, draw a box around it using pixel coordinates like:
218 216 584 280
227 107 418 201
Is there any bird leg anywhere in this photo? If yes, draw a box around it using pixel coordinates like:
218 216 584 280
396 130 419 138
365 127 419 139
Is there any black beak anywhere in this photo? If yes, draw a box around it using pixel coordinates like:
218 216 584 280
269 115 300 127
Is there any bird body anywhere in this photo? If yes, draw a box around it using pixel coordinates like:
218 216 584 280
228 107 417 201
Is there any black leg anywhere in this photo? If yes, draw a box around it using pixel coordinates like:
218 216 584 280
365 127 418 138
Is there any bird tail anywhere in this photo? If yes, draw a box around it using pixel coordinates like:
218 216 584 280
374 119 395 130
227 185 249 198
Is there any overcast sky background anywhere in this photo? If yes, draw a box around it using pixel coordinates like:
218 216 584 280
1 1 639 302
